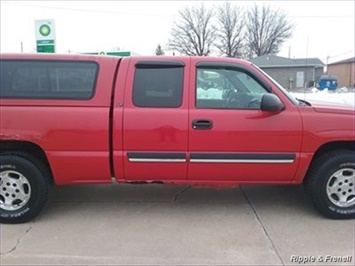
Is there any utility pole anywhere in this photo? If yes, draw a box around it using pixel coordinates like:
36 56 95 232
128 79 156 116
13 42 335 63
326 56 330 74
20 42 23 53
304 36 309 88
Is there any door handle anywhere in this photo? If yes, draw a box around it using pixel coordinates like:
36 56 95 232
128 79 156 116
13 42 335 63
192 119 213 130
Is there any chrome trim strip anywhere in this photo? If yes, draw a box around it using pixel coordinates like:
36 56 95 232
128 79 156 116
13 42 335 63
129 158 186 163
190 159 294 164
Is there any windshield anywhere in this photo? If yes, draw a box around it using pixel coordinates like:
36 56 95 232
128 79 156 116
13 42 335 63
251 64 299 105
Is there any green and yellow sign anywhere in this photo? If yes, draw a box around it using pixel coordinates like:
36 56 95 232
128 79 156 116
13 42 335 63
35 20 56 53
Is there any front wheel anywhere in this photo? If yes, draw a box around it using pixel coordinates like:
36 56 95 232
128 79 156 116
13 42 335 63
304 150 355 219
0 154 51 223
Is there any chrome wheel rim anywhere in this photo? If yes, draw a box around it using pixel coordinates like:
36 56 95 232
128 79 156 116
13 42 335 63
326 168 355 208
0 170 32 211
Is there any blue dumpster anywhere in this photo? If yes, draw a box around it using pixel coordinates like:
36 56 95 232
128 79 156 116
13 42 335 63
318 75 338 90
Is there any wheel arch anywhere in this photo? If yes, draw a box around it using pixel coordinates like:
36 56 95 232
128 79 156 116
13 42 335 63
304 140 355 183
0 140 53 182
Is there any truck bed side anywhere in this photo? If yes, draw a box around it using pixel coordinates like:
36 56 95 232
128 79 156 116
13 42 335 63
0 54 121 184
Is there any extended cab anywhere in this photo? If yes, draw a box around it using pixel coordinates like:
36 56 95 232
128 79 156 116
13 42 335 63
0 53 354 223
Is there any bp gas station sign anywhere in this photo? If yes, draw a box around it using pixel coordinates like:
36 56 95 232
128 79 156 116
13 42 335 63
35 20 56 53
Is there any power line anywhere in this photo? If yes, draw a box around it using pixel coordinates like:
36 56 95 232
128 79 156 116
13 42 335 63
2 2 176 17
3 2 354 19
321 51 354 64
289 15 353 19
326 51 354 60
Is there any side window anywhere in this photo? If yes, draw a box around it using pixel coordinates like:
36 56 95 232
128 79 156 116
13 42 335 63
196 67 268 109
0 60 98 99
197 70 224 101
133 64 184 108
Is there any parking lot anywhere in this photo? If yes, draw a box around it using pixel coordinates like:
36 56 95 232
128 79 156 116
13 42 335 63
1 184 354 265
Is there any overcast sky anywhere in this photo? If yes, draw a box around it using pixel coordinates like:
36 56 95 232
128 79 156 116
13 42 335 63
1 1 354 64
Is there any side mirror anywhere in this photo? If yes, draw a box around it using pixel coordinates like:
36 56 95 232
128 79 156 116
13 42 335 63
260 93 285 112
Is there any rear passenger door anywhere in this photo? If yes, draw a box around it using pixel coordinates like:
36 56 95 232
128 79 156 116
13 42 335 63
121 59 189 181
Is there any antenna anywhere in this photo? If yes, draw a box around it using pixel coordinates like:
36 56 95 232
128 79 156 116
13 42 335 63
304 36 309 96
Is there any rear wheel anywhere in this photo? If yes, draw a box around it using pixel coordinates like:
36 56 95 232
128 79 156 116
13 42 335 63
304 150 355 219
0 154 51 223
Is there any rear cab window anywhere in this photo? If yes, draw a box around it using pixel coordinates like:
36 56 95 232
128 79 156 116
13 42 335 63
0 60 99 100
132 61 184 108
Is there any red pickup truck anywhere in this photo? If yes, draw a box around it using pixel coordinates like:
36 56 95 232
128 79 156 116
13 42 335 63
0 53 354 223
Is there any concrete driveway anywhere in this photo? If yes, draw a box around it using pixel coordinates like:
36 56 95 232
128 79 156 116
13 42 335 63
1 184 354 265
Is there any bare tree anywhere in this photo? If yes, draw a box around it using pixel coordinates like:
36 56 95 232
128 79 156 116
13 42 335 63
155 44 165 55
167 4 215 56
245 5 294 58
215 2 244 58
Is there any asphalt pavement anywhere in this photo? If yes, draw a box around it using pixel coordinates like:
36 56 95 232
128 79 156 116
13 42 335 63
1 183 354 265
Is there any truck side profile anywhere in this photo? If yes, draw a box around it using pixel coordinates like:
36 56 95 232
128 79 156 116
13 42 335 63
0 53 354 223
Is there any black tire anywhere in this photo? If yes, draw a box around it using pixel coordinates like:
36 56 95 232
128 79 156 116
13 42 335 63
304 150 355 219
0 153 52 223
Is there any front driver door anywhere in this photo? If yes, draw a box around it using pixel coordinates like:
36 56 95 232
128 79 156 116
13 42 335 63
188 60 303 183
